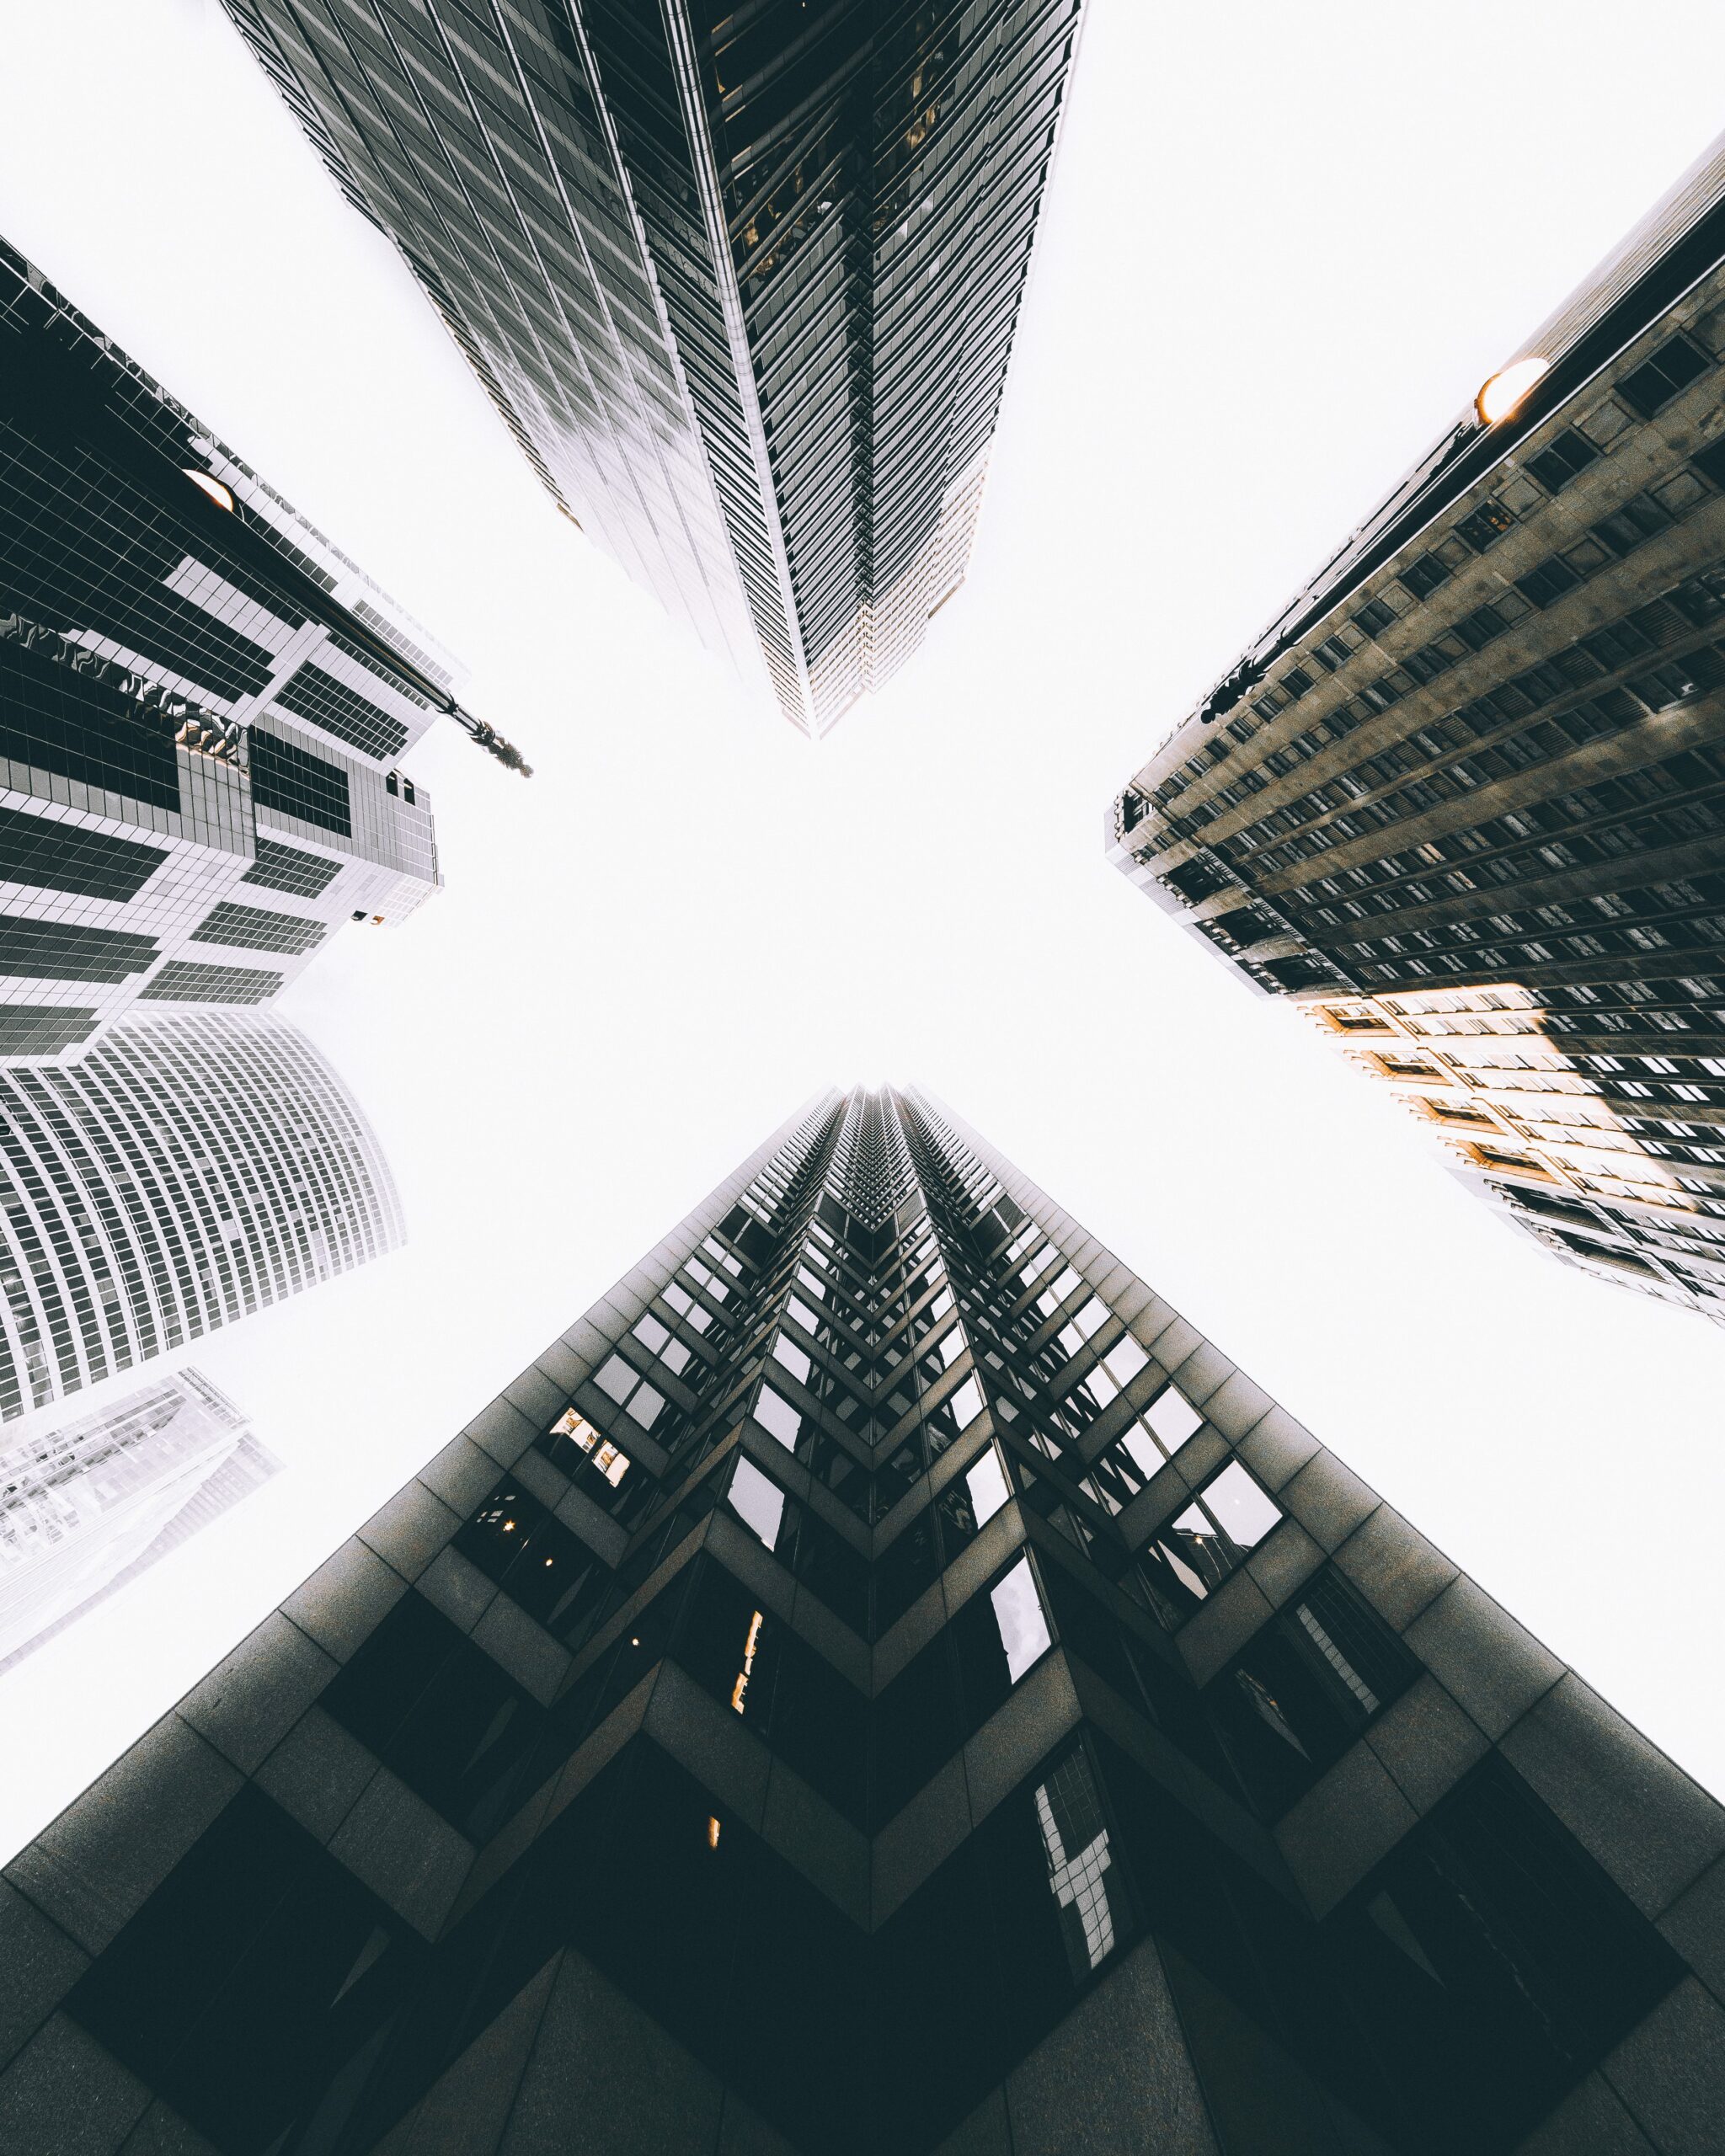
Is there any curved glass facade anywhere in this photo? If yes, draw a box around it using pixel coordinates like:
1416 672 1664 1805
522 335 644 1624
0 1011 403 1420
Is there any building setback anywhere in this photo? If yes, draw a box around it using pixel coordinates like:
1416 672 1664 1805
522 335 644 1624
0 1010 403 1422
221 0 1087 735
0 1369 280 1673
1 235 465 1064
1107 133 1725 1325
1 1086 1719 2155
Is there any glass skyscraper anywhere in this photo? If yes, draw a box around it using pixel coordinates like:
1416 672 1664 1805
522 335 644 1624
0 1369 280 1673
1 235 467 1064
221 0 1089 735
1108 133 1725 1325
1 1088 1717 2153
0 1011 403 1422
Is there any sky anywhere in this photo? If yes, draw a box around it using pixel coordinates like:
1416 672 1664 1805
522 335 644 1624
2 0 1724 1857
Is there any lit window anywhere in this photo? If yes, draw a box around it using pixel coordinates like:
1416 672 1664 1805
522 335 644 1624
990 1554 1052 1681
547 1406 629 1487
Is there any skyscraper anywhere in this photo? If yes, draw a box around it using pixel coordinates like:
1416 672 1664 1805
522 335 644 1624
0 1369 280 1673
0 1010 403 1423
1108 132 1725 1324
2 1088 1718 2154
221 0 1088 735
2 233 512 1065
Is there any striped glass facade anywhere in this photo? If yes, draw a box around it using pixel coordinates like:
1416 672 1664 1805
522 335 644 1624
0 1011 403 1422
221 0 1087 734
1 237 457 1061
3 1091 1720 2153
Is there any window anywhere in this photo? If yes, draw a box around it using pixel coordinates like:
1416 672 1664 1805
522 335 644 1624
948 1374 984 1428
1399 552 1451 601
965 1444 1011 1526
1035 1748 1125 1978
1589 492 1673 558
1455 497 1514 551
1523 427 1599 494
1137 1460 1283 1625
728 1454 788 1547
1514 557 1582 609
1141 1382 1203 1454
546 1406 629 1486
771 1331 811 1385
1353 596 1397 637
1616 331 1709 418
592 1353 665 1429
990 1554 1053 1681
753 1384 803 1449
1208 1568 1418 1814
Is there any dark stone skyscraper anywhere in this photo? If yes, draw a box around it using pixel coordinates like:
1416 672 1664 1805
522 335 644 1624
1108 134 1725 1325
2 1089 1719 2153
221 1 1088 735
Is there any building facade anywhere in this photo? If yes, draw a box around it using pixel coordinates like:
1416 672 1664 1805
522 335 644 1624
1 235 465 1063
0 1369 280 1673
221 0 1087 735
1107 133 1725 1324
1 1087 1719 2154
0 1010 403 1423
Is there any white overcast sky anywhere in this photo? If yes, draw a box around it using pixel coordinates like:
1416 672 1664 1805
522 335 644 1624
3 0 1725 1856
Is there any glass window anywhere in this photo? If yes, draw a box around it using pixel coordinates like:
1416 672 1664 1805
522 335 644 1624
1034 1748 1124 1978
547 1406 629 1486
593 1353 635 1405
1143 1384 1203 1453
753 1385 802 1449
728 1455 787 1548
964 1444 1011 1526
1137 1460 1284 1625
772 1333 811 1385
633 1314 670 1355
624 1381 664 1430
948 1375 984 1429
990 1555 1053 1682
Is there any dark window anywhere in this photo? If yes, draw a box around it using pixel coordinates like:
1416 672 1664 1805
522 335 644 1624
321 1591 542 1840
275 659 411 760
0 1003 96 1055
1352 597 1397 637
453 1478 611 1646
0 802 165 902
241 837 340 899
1455 498 1514 551
1515 557 1583 609
1206 1567 1418 1815
1524 428 1599 494
65 1786 414 2156
1452 604 1507 651
1281 666 1315 699
194 899 327 956
0 913 156 984
1335 1758 1685 2148
1398 553 1451 601
248 728 352 836
138 958 281 1005
1616 332 1710 419
0 634 182 812
1589 492 1674 559
1691 438 1725 491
